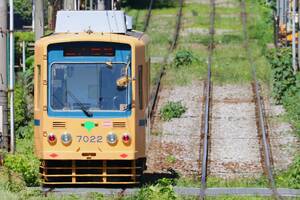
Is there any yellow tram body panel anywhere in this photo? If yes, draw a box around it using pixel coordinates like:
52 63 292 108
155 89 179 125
34 32 150 184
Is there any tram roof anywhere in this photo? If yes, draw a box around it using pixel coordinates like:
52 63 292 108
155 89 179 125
55 10 133 34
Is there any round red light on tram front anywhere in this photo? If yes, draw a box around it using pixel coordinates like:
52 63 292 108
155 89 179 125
122 133 130 144
48 133 57 144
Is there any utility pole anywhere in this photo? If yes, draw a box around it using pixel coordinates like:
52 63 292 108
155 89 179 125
9 0 14 153
97 0 105 10
64 0 75 10
0 0 8 151
89 0 93 10
34 0 44 41
292 0 297 74
32 0 35 31
298 0 300 71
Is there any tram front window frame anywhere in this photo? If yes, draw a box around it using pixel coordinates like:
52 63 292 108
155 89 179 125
49 62 131 115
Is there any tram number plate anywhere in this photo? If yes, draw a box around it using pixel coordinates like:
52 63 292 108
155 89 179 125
77 136 102 143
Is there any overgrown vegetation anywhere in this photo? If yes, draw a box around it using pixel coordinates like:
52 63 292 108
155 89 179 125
2 46 37 194
14 56 34 138
14 0 32 25
247 0 274 53
266 48 294 103
173 50 195 68
125 178 177 200
160 101 186 121
14 32 34 67
265 20 300 191
277 156 300 188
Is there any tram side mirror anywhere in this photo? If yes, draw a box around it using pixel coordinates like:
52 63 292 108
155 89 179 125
116 76 130 88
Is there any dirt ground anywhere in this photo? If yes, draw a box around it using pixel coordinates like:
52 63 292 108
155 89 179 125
146 83 299 179
209 84 262 178
147 81 203 176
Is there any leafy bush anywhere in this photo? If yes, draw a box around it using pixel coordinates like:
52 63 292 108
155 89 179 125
23 56 34 116
248 1 274 52
173 50 194 68
14 0 32 22
266 48 295 104
287 156 300 188
14 56 34 139
14 83 28 137
4 153 40 187
282 73 300 136
160 101 186 121
277 155 300 188
128 178 176 200
14 32 35 67
0 167 27 193
3 121 38 187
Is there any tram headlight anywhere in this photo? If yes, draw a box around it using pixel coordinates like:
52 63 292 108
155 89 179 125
122 133 131 144
61 133 72 145
48 133 57 145
107 132 118 145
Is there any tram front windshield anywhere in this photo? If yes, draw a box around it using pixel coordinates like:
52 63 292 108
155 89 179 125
50 63 130 112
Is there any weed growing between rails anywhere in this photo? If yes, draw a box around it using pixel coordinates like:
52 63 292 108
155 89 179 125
160 101 187 121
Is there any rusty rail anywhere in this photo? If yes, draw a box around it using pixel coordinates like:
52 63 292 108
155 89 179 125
240 1 282 200
148 0 184 118
199 0 215 199
143 0 154 32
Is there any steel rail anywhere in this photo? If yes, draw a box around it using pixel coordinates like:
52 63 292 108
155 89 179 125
169 0 183 51
148 0 184 118
36 187 300 197
143 0 154 32
200 0 215 198
240 1 281 200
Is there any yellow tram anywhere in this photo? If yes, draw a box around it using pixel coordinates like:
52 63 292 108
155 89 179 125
34 11 150 185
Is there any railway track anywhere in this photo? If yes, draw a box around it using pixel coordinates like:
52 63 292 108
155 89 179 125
199 0 281 199
240 0 281 199
148 0 184 119
200 0 215 198
143 0 154 32
38 187 300 197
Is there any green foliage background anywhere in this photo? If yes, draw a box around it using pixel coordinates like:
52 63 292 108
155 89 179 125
14 0 32 23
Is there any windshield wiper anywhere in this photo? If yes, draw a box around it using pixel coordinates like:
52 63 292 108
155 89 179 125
67 90 93 117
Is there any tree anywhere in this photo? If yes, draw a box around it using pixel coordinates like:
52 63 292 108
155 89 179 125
15 0 32 23
48 0 63 30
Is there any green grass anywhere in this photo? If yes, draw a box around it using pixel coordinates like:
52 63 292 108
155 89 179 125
205 197 276 200
175 176 268 188
183 3 242 30
147 10 177 57
207 176 268 188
